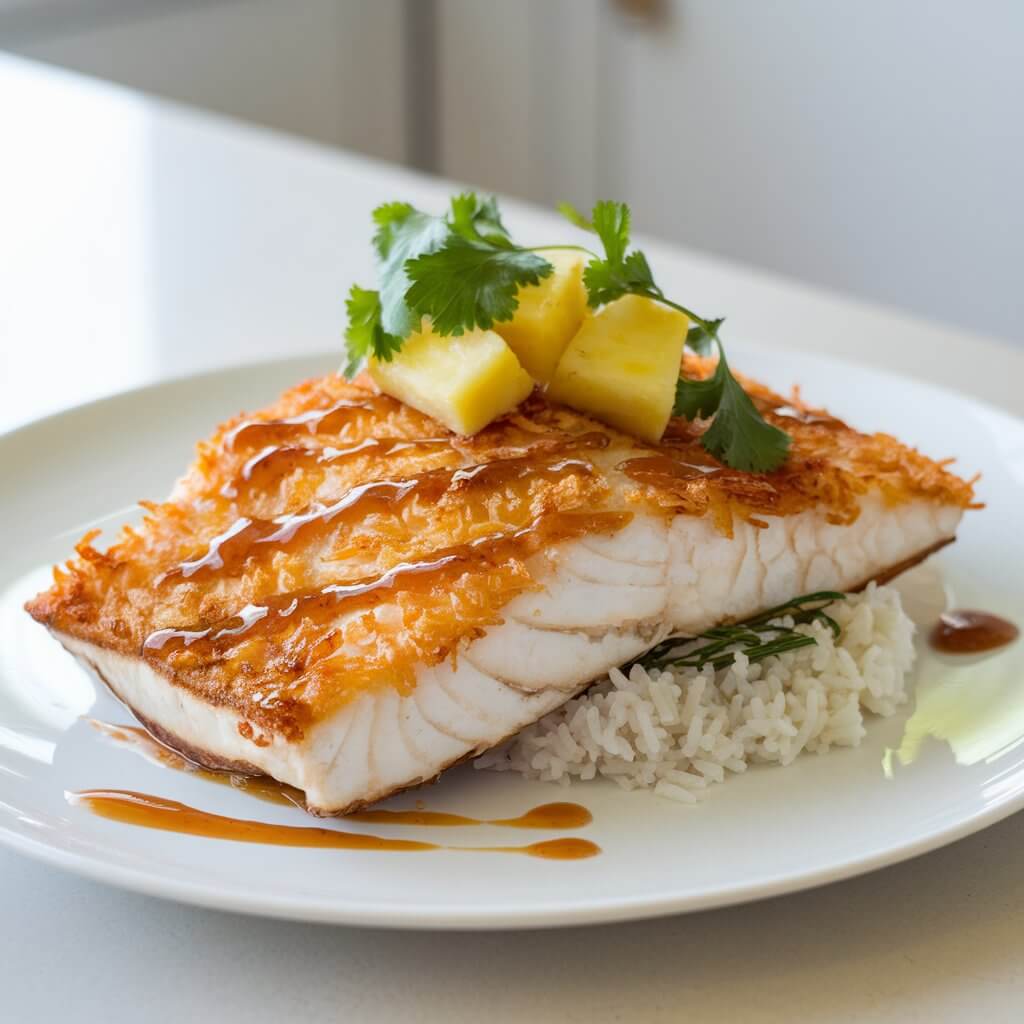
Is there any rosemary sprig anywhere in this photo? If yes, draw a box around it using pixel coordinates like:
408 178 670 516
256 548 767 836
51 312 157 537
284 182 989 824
629 591 846 674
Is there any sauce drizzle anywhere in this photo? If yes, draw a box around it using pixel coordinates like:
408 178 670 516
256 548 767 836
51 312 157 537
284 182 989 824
145 509 630 657
619 454 724 487
235 436 452 490
347 803 590 830
223 396 389 450
69 790 600 860
929 610 1019 655
223 431 610 498
160 455 598 585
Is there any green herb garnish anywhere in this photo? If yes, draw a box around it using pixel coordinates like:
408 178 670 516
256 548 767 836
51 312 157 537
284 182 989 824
344 193 791 472
671 343 792 473
627 591 845 674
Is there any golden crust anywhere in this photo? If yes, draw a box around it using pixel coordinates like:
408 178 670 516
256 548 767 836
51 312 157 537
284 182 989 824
632 357 979 535
27 359 976 740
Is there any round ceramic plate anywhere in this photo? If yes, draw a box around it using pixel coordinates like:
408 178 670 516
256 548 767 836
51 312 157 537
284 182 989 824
1 348 1022 929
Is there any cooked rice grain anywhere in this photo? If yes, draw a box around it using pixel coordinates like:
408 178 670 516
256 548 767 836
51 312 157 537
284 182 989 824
474 583 914 802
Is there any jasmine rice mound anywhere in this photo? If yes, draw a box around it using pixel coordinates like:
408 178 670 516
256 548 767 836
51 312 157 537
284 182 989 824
475 584 915 803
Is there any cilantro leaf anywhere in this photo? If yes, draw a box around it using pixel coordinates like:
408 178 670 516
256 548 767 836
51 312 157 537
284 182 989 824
565 199 660 309
703 371 791 472
372 203 449 339
371 202 415 260
674 347 791 472
673 361 725 420
557 201 593 231
621 250 656 291
404 235 553 336
686 316 725 357
448 192 513 248
343 285 402 376
581 259 628 307
590 200 631 268
581 246 658 307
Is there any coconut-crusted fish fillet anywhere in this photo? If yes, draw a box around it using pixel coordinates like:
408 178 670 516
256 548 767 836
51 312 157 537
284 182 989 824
26 355 976 813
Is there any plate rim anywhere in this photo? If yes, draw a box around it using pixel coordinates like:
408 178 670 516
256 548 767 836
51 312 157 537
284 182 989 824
1 785 1021 929
2 346 1022 929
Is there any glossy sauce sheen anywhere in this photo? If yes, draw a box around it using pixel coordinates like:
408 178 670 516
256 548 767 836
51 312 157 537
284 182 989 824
70 791 601 860
231 436 452 494
222 396 390 450
160 454 599 585
619 454 724 487
145 424 621 703
929 610 1019 654
766 404 841 427
145 509 630 656
229 432 608 497
350 804 592 829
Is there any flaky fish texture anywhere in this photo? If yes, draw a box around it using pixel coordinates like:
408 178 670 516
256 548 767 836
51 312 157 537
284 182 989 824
27 356 976 813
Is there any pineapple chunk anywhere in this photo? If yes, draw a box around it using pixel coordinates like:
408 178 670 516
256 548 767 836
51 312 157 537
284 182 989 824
368 322 533 436
547 295 688 443
494 251 587 382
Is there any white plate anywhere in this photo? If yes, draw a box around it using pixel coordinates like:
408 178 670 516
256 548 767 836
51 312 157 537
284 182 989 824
1 348 1022 929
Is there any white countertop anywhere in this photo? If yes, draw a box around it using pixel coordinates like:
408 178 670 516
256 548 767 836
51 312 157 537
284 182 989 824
3 54 1024 1023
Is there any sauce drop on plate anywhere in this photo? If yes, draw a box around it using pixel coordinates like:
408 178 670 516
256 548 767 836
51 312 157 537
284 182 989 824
85 719 598 856
929 610 1019 654
349 802 592 830
69 790 601 860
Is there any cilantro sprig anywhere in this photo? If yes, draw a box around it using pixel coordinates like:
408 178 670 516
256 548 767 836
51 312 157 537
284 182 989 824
344 193 791 472
343 194 550 367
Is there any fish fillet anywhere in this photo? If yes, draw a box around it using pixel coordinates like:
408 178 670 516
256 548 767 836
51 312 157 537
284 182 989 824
27 356 976 813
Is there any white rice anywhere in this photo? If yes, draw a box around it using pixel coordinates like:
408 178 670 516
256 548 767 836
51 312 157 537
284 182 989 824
475 583 915 803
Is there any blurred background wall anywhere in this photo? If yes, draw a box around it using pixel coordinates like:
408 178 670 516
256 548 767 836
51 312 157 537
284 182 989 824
2 0 1021 345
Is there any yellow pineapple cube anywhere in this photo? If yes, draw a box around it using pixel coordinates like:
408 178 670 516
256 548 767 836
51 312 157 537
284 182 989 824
494 251 587 382
368 321 534 435
547 295 688 443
